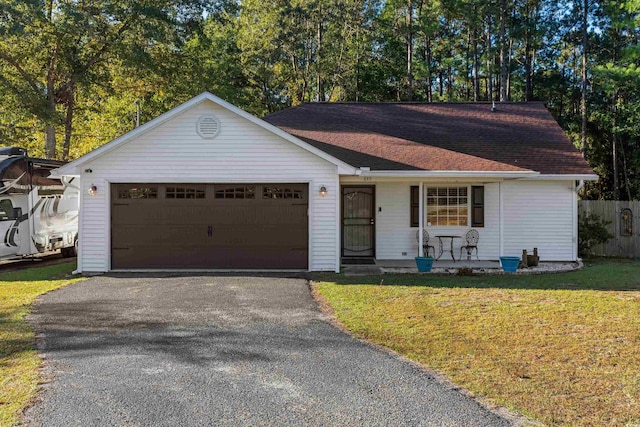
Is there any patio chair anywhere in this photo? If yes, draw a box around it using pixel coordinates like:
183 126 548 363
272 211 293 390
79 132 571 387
459 229 480 260
416 229 436 258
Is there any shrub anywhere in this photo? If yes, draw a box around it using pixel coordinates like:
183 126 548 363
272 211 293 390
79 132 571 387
578 213 613 256
456 267 475 276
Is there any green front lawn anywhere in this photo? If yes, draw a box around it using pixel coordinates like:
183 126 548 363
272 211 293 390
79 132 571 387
314 259 640 426
0 262 82 426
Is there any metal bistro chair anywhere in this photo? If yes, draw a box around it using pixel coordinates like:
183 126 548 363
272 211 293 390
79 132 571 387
416 229 436 258
459 229 480 261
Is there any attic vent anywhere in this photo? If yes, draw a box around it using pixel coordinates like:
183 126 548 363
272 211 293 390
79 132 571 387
196 115 220 139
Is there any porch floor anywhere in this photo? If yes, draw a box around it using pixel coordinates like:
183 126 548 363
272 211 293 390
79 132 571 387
374 259 500 269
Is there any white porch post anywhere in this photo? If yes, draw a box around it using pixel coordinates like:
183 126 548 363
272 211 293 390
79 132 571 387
418 181 424 257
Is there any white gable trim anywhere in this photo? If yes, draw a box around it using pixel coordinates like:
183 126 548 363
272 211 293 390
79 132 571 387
55 92 356 176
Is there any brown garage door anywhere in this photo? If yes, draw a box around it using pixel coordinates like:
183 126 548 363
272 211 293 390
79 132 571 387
111 183 308 269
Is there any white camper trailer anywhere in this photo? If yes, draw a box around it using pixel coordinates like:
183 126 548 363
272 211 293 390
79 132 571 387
0 147 79 260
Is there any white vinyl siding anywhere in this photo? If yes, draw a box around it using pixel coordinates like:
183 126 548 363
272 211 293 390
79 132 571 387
78 100 338 272
502 181 575 261
372 182 500 260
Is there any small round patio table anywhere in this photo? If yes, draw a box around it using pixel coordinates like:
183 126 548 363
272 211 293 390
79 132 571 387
435 235 461 262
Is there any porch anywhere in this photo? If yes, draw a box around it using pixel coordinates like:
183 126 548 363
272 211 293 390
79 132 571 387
339 179 579 269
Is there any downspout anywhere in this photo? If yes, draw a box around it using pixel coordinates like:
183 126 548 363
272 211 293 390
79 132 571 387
499 182 504 257
573 180 583 261
74 171 84 274
335 174 341 272
418 181 424 257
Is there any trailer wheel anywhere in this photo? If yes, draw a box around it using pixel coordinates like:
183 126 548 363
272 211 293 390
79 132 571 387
62 238 78 258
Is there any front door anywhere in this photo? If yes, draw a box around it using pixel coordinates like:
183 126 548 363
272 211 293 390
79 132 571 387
342 186 375 257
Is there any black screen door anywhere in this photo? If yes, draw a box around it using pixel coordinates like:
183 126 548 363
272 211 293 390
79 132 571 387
342 186 375 257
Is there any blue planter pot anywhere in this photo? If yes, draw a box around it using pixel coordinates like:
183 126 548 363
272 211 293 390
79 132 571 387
499 256 521 273
415 257 435 272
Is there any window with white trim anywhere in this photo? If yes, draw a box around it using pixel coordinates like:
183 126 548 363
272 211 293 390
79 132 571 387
426 187 468 226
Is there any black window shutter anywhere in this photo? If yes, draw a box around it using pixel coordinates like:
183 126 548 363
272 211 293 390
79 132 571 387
471 186 484 227
410 186 419 227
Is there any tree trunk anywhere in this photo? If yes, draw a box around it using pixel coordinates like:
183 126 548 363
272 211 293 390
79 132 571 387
62 90 74 161
355 25 360 102
486 11 493 101
499 0 508 102
507 38 513 100
473 25 480 101
355 48 360 102
612 128 618 199
447 34 453 100
407 0 414 101
425 35 432 102
466 27 471 100
447 59 453 100
316 20 324 102
44 44 58 159
581 0 588 158
559 63 565 122
524 2 533 101
620 134 633 201
44 126 56 159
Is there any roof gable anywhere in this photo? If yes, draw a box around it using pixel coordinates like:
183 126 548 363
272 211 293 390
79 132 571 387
55 92 355 176
264 102 595 176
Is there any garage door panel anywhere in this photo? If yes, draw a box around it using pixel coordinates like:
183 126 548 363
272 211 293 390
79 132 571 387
112 225 210 246
112 205 216 225
207 206 307 226
111 183 308 269
113 225 307 247
211 225 307 246
112 245 307 269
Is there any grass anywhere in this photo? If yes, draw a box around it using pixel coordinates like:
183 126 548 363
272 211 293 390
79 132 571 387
313 258 640 426
0 262 82 427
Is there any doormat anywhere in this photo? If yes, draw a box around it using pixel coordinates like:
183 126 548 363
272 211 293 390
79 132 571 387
341 258 376 265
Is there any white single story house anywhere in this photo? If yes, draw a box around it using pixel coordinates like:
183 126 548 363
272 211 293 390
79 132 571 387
55 92 597 273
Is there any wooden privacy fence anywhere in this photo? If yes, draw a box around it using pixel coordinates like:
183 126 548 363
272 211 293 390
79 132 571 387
578 200 640 258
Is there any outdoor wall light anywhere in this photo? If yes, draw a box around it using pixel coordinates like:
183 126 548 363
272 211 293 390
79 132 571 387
88 184 97 196
319 186 328 197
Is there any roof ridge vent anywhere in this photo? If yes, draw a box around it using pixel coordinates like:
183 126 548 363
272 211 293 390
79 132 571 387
197 115 221 139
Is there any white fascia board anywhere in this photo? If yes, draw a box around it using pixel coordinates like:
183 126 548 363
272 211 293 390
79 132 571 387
355 170 541 179
54 91 357 176
518 173 599 181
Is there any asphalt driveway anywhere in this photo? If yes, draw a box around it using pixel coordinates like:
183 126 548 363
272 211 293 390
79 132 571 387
26 275 512 426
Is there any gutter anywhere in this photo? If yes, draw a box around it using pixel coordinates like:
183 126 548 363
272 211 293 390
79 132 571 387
355 169 541 179
353 169 599 181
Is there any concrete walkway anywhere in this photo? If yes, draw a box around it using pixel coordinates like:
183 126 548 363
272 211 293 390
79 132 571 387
26 275 512 427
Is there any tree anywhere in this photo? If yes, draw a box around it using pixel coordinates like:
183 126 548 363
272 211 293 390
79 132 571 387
0 0 205 159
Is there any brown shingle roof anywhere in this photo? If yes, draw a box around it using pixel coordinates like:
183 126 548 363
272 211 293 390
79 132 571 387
263 102 593 174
